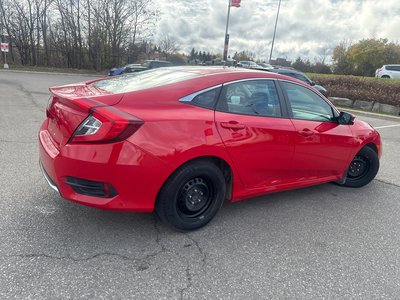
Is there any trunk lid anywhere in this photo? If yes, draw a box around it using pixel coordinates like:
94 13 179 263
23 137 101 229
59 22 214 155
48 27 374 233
46 82 123 149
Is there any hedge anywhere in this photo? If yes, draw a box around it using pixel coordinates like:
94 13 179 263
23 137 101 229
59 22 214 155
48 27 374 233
307 74 400 107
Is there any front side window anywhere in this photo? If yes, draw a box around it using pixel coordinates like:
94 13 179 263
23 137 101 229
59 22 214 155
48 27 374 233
217 80 282 117
281 81 335 122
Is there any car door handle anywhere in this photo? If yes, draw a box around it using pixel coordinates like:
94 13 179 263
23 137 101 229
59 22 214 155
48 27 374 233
221 121 246 130
297 128 314 137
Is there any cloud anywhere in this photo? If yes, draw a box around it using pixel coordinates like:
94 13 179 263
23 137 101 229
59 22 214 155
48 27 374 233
152 0 400 63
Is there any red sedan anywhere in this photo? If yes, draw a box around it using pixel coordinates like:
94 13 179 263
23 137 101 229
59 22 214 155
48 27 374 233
39 67 381 230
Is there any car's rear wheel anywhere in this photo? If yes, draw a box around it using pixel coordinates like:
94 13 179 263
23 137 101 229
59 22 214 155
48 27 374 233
156 160 226 231
381 75 390 79
341 146 379 188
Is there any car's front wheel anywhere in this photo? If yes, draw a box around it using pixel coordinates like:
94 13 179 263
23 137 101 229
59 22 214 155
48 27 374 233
156 160 226 231
340 146 379 188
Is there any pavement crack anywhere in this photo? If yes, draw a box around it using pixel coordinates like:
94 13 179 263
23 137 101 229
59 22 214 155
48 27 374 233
375 179 400 188
179 264 193 300
8 252 135 262
185 233 207 268
154 215 167 252
17 83 45 113
7 250 163 272
177 234 208 299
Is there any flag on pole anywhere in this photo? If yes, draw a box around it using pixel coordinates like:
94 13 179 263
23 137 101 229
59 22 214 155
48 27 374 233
231 0 241 7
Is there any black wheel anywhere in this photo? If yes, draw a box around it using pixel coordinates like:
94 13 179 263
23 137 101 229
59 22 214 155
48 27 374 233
156 160 226 231
341 146 379 188
381 75 390 79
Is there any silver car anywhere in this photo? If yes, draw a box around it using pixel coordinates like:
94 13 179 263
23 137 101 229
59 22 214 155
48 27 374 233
375 65 400 79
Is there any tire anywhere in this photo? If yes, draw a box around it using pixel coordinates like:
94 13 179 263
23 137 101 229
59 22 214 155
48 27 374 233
341 146 379 188
381 75 390 79
156 160 226 231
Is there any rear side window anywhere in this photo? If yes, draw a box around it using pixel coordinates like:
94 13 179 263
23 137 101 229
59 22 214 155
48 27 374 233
386 65 400 71
179 86 221 110
192 88 220 109
92 68 197 93
217 80 282 117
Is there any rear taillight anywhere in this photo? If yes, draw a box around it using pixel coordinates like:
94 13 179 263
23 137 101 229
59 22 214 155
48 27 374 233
70 106 143 144
46 96 58 117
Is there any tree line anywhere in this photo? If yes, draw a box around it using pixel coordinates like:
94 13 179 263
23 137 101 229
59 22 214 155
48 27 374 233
332 38 400 76
0 0 160 70
1 1 398 77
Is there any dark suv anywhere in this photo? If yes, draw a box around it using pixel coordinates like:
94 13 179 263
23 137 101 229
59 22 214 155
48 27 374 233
108 60 172 76
143 60 172 69
270 68 327 96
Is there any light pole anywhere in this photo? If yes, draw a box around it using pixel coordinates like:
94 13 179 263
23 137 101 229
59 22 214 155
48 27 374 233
269 0 281 63
222 0 241 62
223 0 232 61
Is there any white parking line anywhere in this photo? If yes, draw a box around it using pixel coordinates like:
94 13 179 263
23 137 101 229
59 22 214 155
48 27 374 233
374 124 400 129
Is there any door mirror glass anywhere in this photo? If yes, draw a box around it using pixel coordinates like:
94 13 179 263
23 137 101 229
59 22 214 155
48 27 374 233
337 111 355 125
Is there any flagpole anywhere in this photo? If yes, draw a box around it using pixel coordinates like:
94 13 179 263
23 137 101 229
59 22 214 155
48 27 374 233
223 0 231 61
269 0 281 63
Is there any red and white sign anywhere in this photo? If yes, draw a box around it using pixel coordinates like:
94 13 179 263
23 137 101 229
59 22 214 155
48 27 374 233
231 0 241 7
1 43 9 52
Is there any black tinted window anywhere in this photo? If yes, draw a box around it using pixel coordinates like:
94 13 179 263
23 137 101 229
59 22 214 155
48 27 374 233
217 80 282 117
192 88 220 109
281 81 334 122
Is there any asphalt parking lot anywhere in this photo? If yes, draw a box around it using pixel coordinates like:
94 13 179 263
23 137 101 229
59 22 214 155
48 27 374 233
0 71 399 299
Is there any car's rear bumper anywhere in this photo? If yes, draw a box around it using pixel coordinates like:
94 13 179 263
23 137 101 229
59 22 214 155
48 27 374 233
39 120 170 212
39 160 59 193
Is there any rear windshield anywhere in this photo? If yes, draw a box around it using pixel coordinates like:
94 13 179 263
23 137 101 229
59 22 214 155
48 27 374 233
92 68 198 93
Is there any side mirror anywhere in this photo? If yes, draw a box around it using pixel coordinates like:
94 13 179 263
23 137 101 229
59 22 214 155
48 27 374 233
337 111 355 125
310 81 316 86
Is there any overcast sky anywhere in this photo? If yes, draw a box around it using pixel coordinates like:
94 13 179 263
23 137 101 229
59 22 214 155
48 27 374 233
152 0 400 63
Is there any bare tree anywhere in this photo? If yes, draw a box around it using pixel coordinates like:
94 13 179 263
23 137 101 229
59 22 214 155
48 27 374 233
0 0 159 69
159 35 178 60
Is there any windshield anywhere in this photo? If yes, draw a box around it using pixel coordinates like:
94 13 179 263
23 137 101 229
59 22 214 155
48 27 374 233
92 68 198 93
142 61 151 68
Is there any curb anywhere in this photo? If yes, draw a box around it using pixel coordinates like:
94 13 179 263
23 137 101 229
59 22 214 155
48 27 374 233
329 97 400 117
337 107 400 122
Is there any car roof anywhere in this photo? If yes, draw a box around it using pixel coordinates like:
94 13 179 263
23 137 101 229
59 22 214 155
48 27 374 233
157 66 271 76
272 68 303 74
144 60 171 63
91 66 309 100
125 64 146 67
